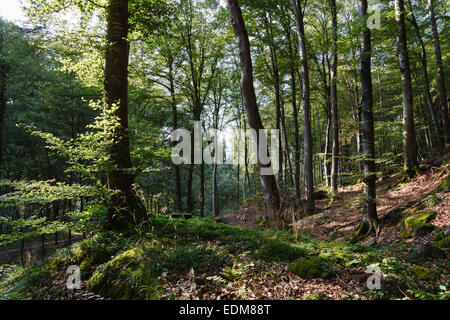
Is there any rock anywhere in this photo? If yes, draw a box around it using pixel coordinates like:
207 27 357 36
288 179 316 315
397 210 436 239
413 243 445 259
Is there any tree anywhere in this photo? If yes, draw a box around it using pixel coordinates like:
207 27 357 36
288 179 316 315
226 0 282 226
291 0 314 215
395 0 418 179
0 23 7 176
428 0 449 145
104 0 146 229
330 0 339 193
406 0 442 150
352 0 378 241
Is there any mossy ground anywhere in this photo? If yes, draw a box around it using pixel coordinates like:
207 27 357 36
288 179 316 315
0 214 448 300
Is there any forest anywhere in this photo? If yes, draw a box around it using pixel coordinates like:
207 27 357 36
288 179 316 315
0 0 448 302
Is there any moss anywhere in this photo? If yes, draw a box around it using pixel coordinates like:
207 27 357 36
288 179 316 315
433 231 444 242
86 244 164 300
288 256 328 279
303 293 321 300
256 241 308 262
319 249 357 267
438 175 450 192
435 236 450 248
163 245 228 274
412 266 436 280
397 210 436 239
346 220 377 244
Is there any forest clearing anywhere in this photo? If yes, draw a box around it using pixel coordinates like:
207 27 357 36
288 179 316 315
0 0 449 305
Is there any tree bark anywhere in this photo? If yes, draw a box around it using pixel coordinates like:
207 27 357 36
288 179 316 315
0 27 7 177
357 0 378 238
330 0 339 193
395 0 418 178
284 21 301 199
265 14 283 186
428 0 450 145
168 51 183 213
291 0 314 215
226 0 282 227
406 0 442 150
104 0 146 229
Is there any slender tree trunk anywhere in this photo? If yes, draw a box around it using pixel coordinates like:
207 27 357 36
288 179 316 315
0 28 6 176
330 0 339 193
406 0 441 149
428 0 450 145
104 0 146 229
265 14 283 185
395 0 418 179
281 102 294 186
292 0 314 215
168 53 183 212
376 61 386 176
286 24 301 199
356 0 378 240
226 0 282 227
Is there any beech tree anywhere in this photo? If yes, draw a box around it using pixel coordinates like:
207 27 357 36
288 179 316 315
428 0 449 145
291 0 314 215
352 0 378 241
104 0 146 229
226 0 282 226
395 0 418 179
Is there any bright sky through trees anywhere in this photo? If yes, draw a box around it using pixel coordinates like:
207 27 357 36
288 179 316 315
0 0 26 24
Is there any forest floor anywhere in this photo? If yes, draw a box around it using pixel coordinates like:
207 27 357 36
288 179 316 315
0 153 449 300
221 151 450 247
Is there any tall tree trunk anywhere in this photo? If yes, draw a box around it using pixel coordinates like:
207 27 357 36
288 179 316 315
168 53 183 212
0 27 6 177
407 0 442 150
168 53 183 213
104 0 146 229
356 0 378 240
226 0 282 227
292 0 314 215
376 60 386 176
285 23 301 199
428 0 450 145
395 0 418 179
330 0 339 193
265 14 283 186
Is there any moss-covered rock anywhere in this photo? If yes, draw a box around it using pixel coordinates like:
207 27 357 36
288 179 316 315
435 236 450 248
288 256 328 279
397 210 436 239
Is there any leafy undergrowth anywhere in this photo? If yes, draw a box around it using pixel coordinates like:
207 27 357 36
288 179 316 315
0 214 448 300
